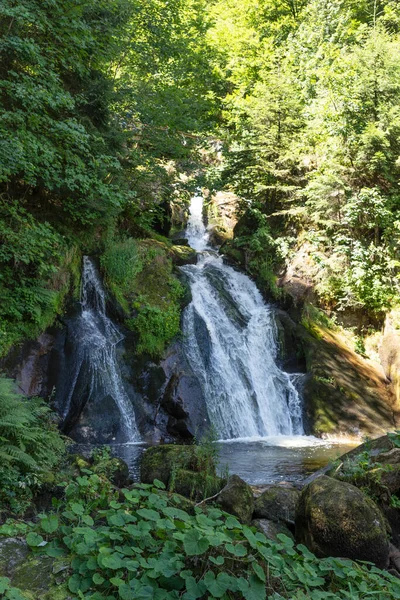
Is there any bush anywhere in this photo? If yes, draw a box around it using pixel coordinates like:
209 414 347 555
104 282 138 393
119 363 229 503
0 377 66 513
101 239 144 310
103 238 185 357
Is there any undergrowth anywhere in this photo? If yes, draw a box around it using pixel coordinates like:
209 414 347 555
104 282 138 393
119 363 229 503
0 378 66 514
1 472 399 600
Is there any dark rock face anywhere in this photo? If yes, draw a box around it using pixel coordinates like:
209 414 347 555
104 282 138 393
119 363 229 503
0 331 57 398
252 519 295 542
160 343 209 441
296 476 389 569
254 485 300 528
218 475 254 524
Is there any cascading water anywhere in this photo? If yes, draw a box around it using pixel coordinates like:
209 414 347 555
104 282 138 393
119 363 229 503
182 196 304 440
58 256 140 442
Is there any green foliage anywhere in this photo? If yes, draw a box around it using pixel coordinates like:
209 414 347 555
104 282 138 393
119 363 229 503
10 472 400 599
0 377 66 513
131 302 182 357
101 239 144 311
387 430 400 448
103 239 185 357
209 0 400 317
0 0 221 356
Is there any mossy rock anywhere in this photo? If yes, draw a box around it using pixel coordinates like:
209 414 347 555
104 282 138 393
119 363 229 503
0 538 69 599
172 468 224 502
68 453 92 472
254 485 300 527
169 245 197 266
93 457 131 488
140 444 216 489
295 475 389 569
166 492 196 515
218 475 254 524
252 519 295 542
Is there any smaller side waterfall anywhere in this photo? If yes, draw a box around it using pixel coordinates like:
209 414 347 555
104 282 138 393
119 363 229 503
58 257 140 442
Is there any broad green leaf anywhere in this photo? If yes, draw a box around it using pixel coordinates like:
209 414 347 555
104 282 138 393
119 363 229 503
183 530 210 556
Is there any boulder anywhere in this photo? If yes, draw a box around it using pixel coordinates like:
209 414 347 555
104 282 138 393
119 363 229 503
0 537 69 599
296 476 389 569
169 245 197 266
252 519 294 542
172 469 224 502
218 475 254 524
254 485 300 527
140 445 194 486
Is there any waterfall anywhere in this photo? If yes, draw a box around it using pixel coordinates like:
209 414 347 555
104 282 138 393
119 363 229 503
59 256 140 442
182 197 304 440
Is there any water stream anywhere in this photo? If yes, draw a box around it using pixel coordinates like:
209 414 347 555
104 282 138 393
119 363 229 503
70 199 357 481
58 256 140 442
182 195 303 440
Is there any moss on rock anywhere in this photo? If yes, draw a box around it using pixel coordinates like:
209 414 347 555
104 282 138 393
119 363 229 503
254 485 300 527
295 475 389 569
218 475 254 524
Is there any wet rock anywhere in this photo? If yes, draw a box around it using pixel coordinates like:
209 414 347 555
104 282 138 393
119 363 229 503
254 485 300 527
218 475 254 524
389 543 400 574
167 416 194 440
252 519 294 542
169 245 197 266
296 476 389 568
161 374 189 419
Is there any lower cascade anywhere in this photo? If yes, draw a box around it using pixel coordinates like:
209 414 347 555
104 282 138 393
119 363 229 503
57 256 140 443
182 196 304 440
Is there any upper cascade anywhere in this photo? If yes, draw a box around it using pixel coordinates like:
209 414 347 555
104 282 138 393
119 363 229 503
182 196 304 440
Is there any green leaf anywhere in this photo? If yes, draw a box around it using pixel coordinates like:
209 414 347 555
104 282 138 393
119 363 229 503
101 553 123 570
183 530 210 556
40 515 59 534
0 577 10 594
70 502 85 516
119 584 135 600
163 507 191 522
26 533 44 547
243 575 266 600
153 479 166 489
68 574 81 594
209 555 224 565
137 508 160 521
82 515 94 526
205 572 234 598
92 573 105 585
185 576 205 599
252 562 266 583
225 516 241 529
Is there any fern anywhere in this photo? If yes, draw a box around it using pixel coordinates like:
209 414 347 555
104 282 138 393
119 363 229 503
0 378 65 473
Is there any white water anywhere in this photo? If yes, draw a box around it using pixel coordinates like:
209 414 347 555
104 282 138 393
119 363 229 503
62 257 140 441
182 196 304 440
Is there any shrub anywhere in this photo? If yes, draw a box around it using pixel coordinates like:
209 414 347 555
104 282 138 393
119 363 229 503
0 377 66 513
